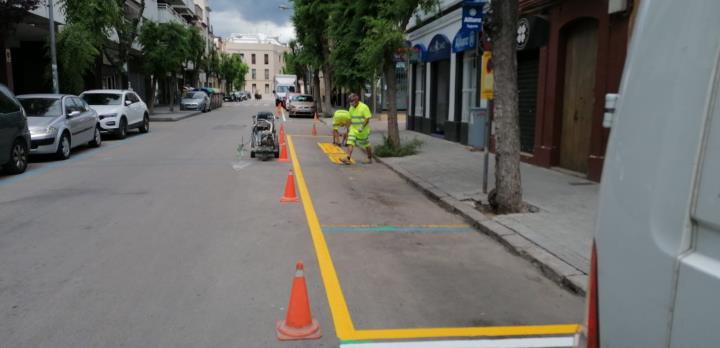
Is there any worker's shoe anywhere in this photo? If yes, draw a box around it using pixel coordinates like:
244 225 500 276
340 157 352 165
362 158 373 164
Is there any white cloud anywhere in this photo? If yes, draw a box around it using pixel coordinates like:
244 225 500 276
212 9 296 43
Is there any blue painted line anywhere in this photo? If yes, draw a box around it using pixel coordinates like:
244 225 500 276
322 226 474 234
0 134 145 188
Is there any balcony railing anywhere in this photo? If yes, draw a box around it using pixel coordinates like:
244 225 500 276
156 3 185 23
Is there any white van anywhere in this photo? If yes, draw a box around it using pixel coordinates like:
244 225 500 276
580 0 720 347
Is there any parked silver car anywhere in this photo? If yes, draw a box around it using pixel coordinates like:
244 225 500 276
17 94 101 160
180 91 210 112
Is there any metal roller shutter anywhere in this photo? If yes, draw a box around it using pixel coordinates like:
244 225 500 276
517 51 539 153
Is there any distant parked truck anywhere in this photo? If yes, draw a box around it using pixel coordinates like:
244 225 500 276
273 74 297 107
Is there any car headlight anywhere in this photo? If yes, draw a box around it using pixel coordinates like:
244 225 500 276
99 113 117 120
31 126 58 136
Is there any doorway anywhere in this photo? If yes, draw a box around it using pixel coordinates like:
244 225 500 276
560 19 598 173
431 59 450 134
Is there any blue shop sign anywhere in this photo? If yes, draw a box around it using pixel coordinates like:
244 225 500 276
461 0 485 31
453 27 477 53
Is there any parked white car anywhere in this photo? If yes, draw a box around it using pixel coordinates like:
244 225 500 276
80 89 149 139
17 94 102 160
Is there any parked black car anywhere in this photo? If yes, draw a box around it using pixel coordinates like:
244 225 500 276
0 84 31 174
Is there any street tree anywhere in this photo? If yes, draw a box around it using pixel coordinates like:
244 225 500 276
56 23 100 94
60 0 146 89
358 0 438 148
485 0 523 213
292 0 334 115
283 40 309 93
0 0 42 89
327 1 377 96
186 27 205 87
139 21 190 113
219 53 248 92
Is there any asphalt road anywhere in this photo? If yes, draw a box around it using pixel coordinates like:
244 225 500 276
0 101 583 347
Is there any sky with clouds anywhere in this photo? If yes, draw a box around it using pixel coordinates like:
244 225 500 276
209 0 295 42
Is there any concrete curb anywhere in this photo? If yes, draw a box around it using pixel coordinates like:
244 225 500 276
374 156 587 296
150 111 203 122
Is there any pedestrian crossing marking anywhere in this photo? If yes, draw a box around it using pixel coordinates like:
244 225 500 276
318 142 355 164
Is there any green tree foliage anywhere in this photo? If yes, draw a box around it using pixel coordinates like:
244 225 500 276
139 21 191 113
186 27 206 86
292 0 335 115
357 0 438 147
219 53 249 92
56 23 100 94
59 0 146 89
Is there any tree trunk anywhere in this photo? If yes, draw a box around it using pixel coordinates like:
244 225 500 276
384 52 400 148
321 64 333 116
313 68 322 114
490 0 523 214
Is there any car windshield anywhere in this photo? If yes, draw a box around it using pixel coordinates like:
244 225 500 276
184 92 205 99
82 93 122 106
292 95 314 102
18 98 62 117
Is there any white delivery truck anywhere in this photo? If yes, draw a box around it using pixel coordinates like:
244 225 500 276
273 74 297 107
579 0 720 347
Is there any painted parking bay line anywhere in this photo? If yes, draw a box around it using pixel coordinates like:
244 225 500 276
340 336 576 348
322 225 475 233
286 135 581 341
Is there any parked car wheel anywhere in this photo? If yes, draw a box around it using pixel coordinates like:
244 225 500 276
250 151 255 158
89 126 102 147
56 132 71 160
139 114 150 133
117 118 128 139
3 139 28 174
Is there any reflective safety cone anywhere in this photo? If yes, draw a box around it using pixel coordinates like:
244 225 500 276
311 123 317 136
278 141 289 163
279 123 286 140
280 169 299 203
277 262 321 340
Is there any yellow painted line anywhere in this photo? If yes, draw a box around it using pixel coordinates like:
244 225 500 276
350 325 581 341
318 142 355 164
287 136 356 339
322 224 470 228
288 135 581 341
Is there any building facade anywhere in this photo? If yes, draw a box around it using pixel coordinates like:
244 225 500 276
222 34 289 100
406 0 632 181
1 0 215 104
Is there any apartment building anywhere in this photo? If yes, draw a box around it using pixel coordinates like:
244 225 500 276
223 34 289 100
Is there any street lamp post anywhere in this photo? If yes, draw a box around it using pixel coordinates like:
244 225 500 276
48 0 59 93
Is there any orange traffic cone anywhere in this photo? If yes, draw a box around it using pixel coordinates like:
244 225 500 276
280 169 298 203
311 123 317 136
279 124 286 143
277 262 321 340
278 141 289 162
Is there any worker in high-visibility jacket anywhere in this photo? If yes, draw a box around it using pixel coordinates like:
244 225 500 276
341 93 373 164
332 109 351 146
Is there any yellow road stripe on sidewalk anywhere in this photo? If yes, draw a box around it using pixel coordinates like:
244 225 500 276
318 142 355 164
287 135 581 341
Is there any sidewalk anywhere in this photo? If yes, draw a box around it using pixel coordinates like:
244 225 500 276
149 105 203 122
370 125 596 295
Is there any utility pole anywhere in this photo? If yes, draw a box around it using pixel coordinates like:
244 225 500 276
48 0 59 93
